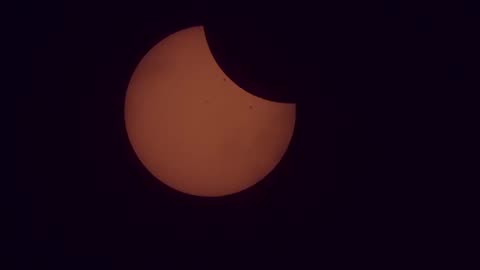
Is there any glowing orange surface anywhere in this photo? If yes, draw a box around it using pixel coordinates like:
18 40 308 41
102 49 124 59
125 26 296 197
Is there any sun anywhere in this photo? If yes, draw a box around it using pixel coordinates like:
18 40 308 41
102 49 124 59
125 26 296 197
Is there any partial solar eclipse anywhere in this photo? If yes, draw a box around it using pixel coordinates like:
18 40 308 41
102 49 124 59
125 26 296 197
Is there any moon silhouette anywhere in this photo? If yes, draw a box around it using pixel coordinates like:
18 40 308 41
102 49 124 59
124 26 296 197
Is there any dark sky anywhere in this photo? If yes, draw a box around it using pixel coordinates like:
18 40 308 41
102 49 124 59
20 1 469 269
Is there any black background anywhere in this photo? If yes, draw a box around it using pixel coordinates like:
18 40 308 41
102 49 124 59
20 0 470 269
